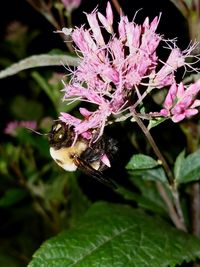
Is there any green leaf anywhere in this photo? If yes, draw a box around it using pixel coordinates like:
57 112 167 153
129 176 168 211
116 185 167 216
11 95 43 120
31 71 80 114
67 175 91 227
126 154 167 183
0 250 22 267
147 117 167 130
0 188 27 207
174 150 185 182
128 167 167 183
175 149 200 184
0 54 80 79
28 202 200 267
183 73 200 84
126 154 159 170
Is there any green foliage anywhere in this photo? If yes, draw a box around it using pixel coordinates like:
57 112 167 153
116 184 168 216
147 117 167 130
126 154 168 183
174 150 185 183
29 202 200 267
121 154 169 216
0 124 90 266
126 154 159 169
31 71 80 114
10 95 44 120
0 54 80 79
0 250 22 267
0 188 27 207
174 149 200 184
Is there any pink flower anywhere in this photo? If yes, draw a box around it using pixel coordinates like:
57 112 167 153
63 83 106 105
60 101 111 139
4 121 37 136
98 2 113 34
153 48 184 87
59 112 81 127
61 0 81 13
160 81 200 122
86 11 105 46
140 16 161 54
58 2 200 142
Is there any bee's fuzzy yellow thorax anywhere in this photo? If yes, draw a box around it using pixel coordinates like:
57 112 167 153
50 141 87 171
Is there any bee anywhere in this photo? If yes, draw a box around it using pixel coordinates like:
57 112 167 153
48 121 118 188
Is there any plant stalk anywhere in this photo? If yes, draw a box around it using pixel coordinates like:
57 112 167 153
131 110 187 231
156 182 186 231
131 110 174 185
111 0 124 15
191 182 200 236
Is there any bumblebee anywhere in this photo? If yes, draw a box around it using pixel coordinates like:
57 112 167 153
49 121 118 188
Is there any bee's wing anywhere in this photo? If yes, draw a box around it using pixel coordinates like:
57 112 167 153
74 156 117 189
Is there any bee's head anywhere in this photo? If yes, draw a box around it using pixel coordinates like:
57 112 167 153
49 121 75 149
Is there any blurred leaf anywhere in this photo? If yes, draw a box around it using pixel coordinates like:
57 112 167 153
2 143 21 164
126 154 159 170
174 150 185 182
130 175 168 210
29 202 200 267
0 54 80 79
31 71 80 114
0 250 22 267
11 95 43 120
0 188 27 207
67 175 91 227
168 0 189 18
183 73 200 84
0 57 13 67
16 128 49 158
175 149 200 184
116 185 167 216
1 21 40 61
42 173 70 212
0 159 9 175
31 71 61 112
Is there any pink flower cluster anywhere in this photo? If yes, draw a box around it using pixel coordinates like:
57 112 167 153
59 2 200 141
160 81 200 122
61 0 81 13
4 121 37 136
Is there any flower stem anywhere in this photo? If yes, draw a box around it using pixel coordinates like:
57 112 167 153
191 182 200 236
131 109 187 231
131 110 174 185
156 182 186 231
133 86 154 109
111 0 124 15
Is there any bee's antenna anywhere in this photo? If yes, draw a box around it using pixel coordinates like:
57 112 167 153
26 127 49 136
